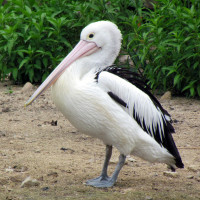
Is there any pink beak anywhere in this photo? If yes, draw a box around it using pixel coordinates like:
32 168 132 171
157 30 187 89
25 40 99 106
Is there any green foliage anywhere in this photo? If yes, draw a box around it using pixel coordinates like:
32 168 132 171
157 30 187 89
0 0 199 97
0 0 125 83
0 0 87 83
126 0 200 97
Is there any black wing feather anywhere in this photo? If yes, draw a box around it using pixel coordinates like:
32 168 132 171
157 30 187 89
102 65 173 120
96 65 184 169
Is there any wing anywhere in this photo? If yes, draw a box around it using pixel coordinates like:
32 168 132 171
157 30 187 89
96 66 183 168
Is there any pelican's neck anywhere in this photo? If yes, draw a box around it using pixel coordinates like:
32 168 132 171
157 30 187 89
63 54 113 81
77 45 118 76
51 58 97 106
53 58 98 89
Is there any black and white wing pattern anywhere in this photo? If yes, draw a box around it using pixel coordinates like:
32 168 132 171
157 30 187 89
96 66 184 168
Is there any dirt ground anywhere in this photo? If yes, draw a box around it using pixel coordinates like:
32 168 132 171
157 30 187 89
0 81 199 200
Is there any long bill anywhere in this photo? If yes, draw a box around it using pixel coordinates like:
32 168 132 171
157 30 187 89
25 40 99 107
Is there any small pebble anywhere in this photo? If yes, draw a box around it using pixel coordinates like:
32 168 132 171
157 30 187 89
5 166 14 172
21 176 40 188
110 158 119 164
127 157 136 162
119 55 134 66
163 171 179 178
145 196 153 200
187 175 194 179
34 149 41 153
2 107 10 112
60 147 75 154
0 131 6 137
47 172 58 177
42 186 49 191
160 91 172 101
21 82 33 93
13 164 28 172
51 120 57 126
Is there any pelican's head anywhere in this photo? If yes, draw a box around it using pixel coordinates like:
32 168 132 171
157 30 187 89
80 21 122 67
25 21 122 106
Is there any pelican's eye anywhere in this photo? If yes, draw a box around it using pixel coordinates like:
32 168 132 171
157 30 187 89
87 33 95 39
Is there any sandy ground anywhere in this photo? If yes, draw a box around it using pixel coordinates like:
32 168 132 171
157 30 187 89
0 81 200 200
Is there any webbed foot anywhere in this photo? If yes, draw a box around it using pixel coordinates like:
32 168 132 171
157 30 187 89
86 175 115 188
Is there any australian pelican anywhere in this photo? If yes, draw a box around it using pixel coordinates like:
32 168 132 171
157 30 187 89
25 21 184 188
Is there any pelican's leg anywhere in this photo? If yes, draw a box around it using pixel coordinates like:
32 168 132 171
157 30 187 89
86 145 112 185
86 145 126 188
100 145 113 178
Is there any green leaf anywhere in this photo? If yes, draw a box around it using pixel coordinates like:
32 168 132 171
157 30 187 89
89 4 100 11
42 58 48 68
17 51 24 58
190 87 195 96
174 74 181 86
24 24 29 33
7 40 14 56
19 57 30 69
25 5 32 15
193 62 199 69
28 68 34 82
166 68 176 76
42 72 49 82
157 27 163 34
41 13 46 21
12 68 18 80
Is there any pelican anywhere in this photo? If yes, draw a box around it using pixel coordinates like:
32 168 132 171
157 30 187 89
25 21 184 188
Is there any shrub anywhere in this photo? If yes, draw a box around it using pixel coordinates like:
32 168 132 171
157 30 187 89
0 0 199 97
125 0 200 97
0 0 129 83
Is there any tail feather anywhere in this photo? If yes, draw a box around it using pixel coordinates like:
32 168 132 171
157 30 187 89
163 125 184 169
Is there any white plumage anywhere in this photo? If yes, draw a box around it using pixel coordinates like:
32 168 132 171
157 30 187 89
26 21 184 188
